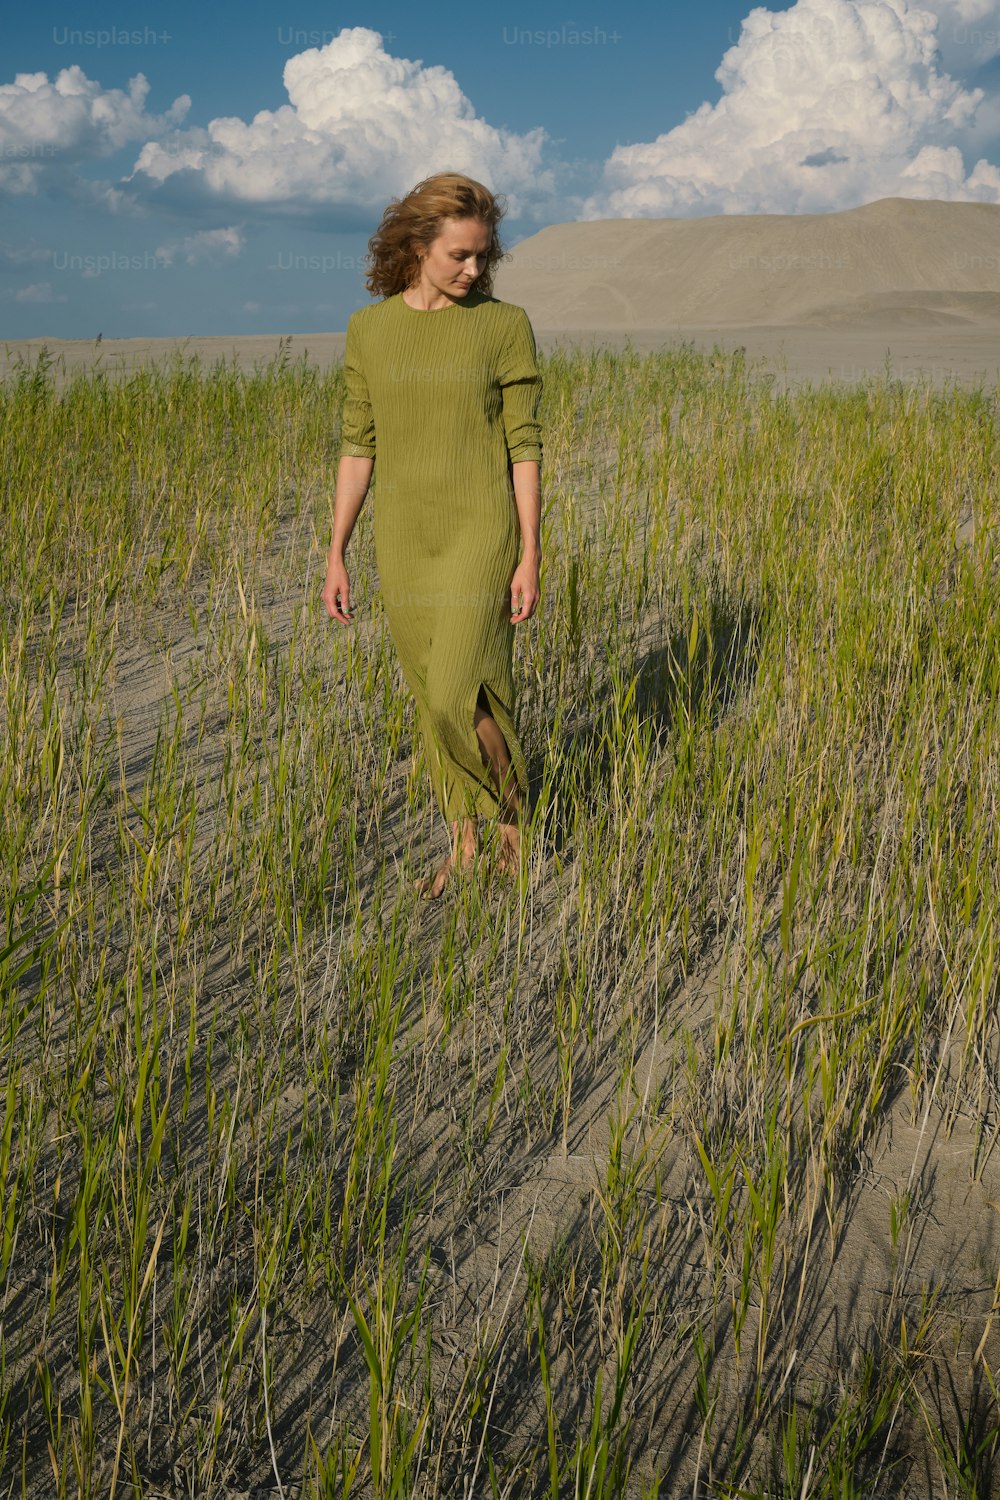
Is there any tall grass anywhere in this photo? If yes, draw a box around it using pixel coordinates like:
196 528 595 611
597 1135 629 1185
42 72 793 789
0 337 998 1496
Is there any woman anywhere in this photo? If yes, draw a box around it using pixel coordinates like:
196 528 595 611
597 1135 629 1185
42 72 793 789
321 172 543 899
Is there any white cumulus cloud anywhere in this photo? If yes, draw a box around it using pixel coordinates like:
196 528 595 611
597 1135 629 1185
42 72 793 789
155 226 245 266
582 0 1000 217
0 66 190 194
125 26 553 217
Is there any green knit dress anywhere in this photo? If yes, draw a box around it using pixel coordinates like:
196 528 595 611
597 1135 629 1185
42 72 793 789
339 288 543 824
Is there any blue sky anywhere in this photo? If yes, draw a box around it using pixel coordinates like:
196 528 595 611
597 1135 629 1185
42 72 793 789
2 0 999 338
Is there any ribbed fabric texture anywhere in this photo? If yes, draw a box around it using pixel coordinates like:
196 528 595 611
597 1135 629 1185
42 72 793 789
339 288 543 823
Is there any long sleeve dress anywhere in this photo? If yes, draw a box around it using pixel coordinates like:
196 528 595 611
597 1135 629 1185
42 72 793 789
338 288 543 825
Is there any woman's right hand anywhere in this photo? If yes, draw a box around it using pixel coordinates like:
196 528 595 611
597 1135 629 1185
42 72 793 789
322 552 353 624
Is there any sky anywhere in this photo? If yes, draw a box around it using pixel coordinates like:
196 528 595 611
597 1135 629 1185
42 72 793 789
2 0 999 338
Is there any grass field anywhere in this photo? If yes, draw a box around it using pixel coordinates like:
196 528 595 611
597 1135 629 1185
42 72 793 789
1 338 999 1497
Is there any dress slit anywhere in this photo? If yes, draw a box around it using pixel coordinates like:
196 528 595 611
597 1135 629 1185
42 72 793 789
475 678 528 812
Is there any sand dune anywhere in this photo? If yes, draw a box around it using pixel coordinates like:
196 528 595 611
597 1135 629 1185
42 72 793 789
492 197 1000 330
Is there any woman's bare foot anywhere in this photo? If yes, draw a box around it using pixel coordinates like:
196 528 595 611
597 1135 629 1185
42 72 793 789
418 818 478 900
417 853 458 900
495 819 521 880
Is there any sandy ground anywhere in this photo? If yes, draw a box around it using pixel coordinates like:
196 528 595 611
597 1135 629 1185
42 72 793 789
47 517 1000 1495
27 494 991 1495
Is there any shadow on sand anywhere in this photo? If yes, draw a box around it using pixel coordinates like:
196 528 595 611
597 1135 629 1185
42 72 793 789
526 583 766 855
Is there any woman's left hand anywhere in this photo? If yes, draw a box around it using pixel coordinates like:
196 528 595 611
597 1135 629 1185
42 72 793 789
510 552 541 623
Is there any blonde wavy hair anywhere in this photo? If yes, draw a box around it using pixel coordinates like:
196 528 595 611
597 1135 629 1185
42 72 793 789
364 171 509 299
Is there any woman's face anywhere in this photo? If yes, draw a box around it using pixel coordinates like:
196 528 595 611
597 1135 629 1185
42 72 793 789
414 216 491 296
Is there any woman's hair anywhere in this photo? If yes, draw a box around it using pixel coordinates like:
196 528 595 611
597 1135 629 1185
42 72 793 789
364 171 509 299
